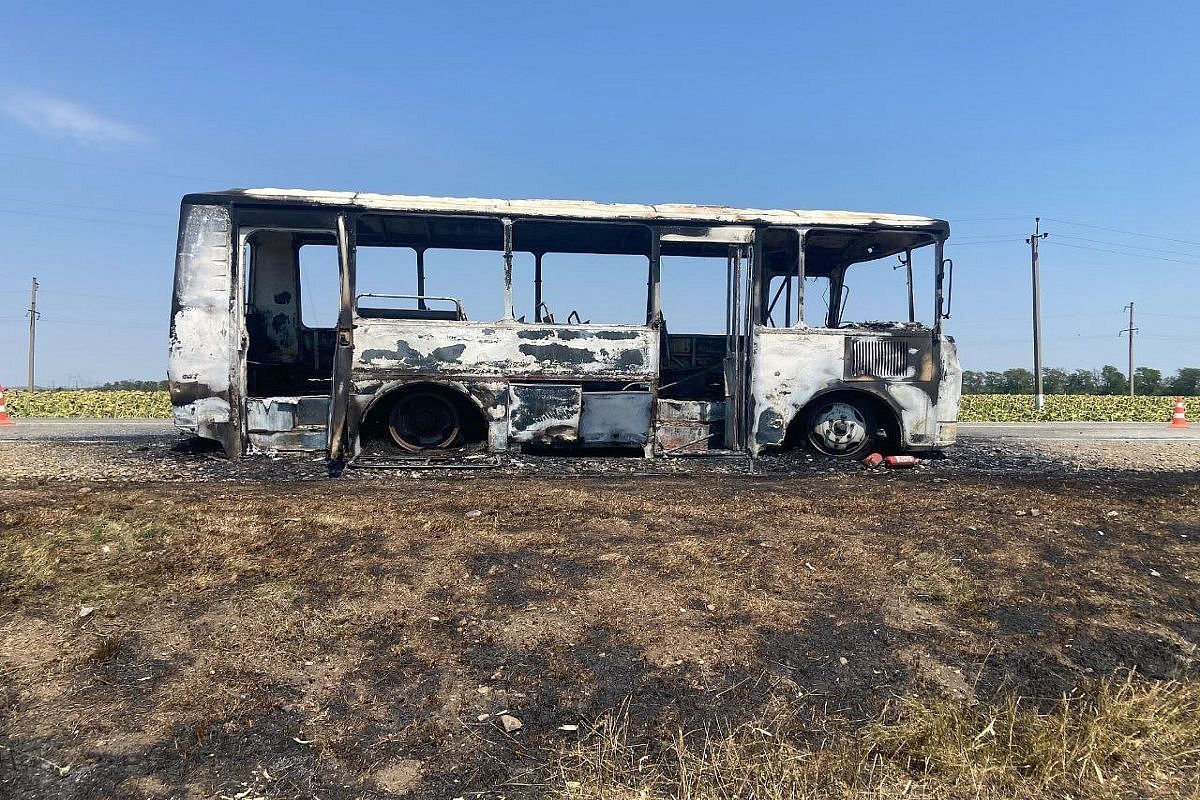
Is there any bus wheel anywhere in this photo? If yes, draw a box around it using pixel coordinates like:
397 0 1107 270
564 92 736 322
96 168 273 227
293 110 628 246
387 391 461 451
804 398 876 457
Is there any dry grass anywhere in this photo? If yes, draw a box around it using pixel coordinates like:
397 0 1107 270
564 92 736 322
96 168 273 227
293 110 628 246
553 673 1200 799
902 552 978 610
1 473 1197 798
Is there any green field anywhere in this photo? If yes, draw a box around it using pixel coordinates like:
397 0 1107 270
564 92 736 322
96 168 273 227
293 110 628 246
958 394 1194 422
5 390 172 419
4 390 1194 423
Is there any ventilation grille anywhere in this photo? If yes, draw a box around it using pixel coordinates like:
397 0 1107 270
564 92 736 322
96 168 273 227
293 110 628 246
847 338 909 378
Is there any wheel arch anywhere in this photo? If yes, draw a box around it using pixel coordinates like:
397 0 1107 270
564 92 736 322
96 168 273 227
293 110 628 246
782 386 903 451
358 379 490 445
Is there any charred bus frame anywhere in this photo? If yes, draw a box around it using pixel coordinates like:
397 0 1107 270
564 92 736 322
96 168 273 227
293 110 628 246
168 190 961 462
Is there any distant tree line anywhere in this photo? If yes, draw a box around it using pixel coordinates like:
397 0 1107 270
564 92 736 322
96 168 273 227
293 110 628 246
91 379 169 391
963 366 1200 395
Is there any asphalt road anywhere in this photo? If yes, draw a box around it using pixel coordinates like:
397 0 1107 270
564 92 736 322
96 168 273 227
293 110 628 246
958 421 1199 441
1 419 1197 442
0 419 177 441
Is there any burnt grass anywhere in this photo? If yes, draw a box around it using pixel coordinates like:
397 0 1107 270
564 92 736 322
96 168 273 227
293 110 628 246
1 467 1199 798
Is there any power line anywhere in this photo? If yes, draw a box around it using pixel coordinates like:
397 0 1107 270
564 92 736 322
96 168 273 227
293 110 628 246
949 215 1030 222
1052 233 1196 258
34 317 162 329
1042 217 1200 248
949 234 1028 242
1141 311 1200 321
0 150 233 185
0 196 174 217
0 207 173 231
1044 240 1200 267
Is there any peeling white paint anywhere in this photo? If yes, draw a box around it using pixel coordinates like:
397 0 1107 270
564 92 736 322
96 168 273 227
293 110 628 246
225 188 947 231
579 392 652 446
193 396 231 424
168 306 233 389
353 319 659 379
749 326 960 453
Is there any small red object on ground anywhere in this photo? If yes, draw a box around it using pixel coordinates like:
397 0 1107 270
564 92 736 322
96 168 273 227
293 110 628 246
1168 397 1189 429
861 452 884 468
0 384 13 426
884 455 918 468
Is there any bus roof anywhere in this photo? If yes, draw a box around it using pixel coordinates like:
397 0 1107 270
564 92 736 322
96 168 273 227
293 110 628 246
184 188 949 234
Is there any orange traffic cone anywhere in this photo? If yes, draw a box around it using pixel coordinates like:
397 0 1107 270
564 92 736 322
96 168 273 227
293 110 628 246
0 384 13 426
1168 396 1189 429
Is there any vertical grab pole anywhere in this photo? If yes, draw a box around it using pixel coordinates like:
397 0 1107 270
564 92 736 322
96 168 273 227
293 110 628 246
730 245 742 448
329 213 356 463
502 218 515 321
416 247 427 310
784 274 792 327
725 248 733 339
795 229 805 326
905 248 915 323
645 228 661 325
534 252 543 321
739 244 748 448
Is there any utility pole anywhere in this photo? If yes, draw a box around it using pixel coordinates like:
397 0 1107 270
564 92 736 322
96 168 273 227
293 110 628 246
1121 301 1137 396
1026 219 1049 410
26 277 39 391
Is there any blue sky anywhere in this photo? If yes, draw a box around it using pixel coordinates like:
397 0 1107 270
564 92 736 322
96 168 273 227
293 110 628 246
1 1 1198 386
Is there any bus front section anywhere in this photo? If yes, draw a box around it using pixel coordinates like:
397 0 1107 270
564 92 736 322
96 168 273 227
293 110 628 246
750 225 960 458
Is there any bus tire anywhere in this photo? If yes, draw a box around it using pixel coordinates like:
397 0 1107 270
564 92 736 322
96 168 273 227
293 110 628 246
387 390 462 451
802 395 878 457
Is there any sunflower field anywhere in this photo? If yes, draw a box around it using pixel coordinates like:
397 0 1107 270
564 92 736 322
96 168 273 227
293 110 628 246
1 389 1193 422
4 390 172 419
958 394 1195 422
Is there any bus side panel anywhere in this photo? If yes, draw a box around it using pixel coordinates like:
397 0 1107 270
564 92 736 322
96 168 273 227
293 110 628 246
931 337 962 446
352 321 659 382
749 328 844 453
167 203 242 457
749 327 952 455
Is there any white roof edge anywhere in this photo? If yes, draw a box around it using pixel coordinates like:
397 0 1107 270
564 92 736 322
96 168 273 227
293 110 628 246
207 188 947 229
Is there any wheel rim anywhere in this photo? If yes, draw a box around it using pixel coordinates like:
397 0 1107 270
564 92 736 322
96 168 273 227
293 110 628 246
388 392 461 451
808 401 869 455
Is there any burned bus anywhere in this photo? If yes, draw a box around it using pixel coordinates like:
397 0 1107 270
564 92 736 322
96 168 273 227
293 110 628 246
168 189 961 462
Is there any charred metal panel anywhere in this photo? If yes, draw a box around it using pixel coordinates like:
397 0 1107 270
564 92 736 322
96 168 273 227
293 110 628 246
248 430 329 451
247 398 298 432
297 395 330 426
168 203 241 457
246 396 331 433
844 337 915 380
245 396 329 451
749 327 960 454
655 423 723 453
655 399 725 453
508 384 581 444
353 320 658 381
656 399 725 423
931 338 962 446
579 392 651 446
749 328 901 452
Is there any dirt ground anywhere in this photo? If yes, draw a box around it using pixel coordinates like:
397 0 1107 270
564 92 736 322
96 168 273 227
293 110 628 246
1 438 1199 798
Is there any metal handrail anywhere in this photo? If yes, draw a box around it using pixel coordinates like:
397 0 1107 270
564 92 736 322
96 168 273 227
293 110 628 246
355 293 465 320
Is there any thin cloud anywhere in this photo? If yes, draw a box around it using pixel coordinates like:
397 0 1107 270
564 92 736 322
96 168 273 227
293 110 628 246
2 92 148 145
